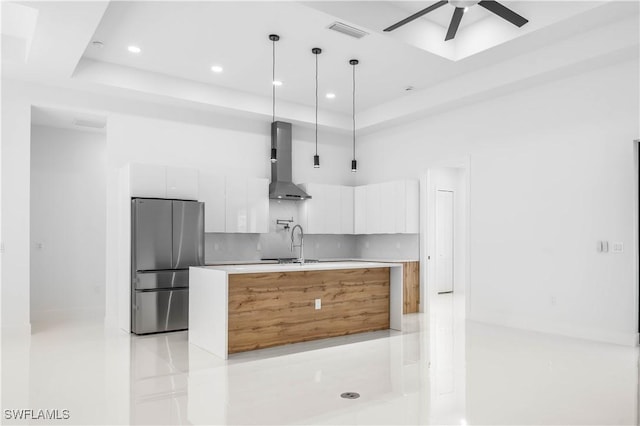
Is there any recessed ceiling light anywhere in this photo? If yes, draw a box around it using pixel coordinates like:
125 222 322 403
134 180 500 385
326 93 336 99
92 41 104 48
273 80 283 86
127 45 141 54
211 65 223 73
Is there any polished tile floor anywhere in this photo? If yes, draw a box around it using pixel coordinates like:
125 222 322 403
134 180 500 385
2 294 638 425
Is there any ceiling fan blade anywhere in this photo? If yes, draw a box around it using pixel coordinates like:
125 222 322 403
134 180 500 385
445 7 464 41
384 0 448 32
478 0 528 27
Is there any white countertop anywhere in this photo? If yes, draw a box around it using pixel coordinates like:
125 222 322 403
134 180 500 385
197 261 402 274
205 258 419 266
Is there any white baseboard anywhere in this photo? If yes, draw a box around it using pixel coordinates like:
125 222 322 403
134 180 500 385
30 307 104 324
469 309 638 347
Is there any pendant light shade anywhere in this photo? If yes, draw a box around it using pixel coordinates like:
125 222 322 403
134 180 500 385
269 34 280 163
312 47 322 169
350 59 359 173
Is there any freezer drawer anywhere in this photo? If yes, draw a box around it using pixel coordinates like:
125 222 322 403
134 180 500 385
132 289 189 334
134 270 189 290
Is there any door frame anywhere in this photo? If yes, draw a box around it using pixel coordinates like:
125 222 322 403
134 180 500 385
419 158 471 317
634 139 639 343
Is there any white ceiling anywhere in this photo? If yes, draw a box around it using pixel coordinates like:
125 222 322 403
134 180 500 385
2 1 639 132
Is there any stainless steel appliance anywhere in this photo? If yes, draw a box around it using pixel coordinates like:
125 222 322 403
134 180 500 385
131 198 204 334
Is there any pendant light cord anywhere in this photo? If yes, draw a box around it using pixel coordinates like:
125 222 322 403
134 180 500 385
315 53 318 157
272 39 276 122
352 62 356 160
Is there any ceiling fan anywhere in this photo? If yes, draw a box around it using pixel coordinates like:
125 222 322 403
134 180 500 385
384 0 528 41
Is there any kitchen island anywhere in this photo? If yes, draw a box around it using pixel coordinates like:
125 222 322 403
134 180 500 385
189 262 403 359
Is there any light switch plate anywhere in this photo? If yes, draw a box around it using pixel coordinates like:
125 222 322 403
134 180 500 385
314 299 321 310
612 242 624 253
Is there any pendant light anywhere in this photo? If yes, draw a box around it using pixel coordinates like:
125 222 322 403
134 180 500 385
269 34 280 163
350 59 359 173
312 47 322 168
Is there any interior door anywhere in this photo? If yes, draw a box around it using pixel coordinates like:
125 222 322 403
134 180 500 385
436 190 454 293
172 201 204 269
133 198 173 271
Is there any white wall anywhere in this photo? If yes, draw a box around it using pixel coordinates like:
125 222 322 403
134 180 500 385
30 125 106 322
1 87 31 333
356 60 640 345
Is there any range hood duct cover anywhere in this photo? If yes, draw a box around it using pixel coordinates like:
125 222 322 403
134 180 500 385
269 121 312 200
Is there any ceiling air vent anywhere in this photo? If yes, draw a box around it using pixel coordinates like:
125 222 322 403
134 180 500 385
73 119 106 129
327 22 369 39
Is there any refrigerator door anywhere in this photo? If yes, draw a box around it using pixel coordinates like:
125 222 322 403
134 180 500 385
133 199 173 271
132 288 189 334
172 201 204 269
134 270 189 290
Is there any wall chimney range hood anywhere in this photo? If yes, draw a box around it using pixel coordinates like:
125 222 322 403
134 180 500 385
269 121 312 200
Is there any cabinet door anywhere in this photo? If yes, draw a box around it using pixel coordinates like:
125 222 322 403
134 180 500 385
325 185 341 234
166 166 198 200
354 186 367 234
393 180 407 233
366 184 381 234
340 186 354 234
405 180 419 233
379 182 396 234
199 173 226 233
305 184 325 234
225 177 247 233
247 178 269 233
130 163 167 198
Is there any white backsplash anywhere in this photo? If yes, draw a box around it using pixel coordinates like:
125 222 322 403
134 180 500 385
356 234 420 261
205 200 357 262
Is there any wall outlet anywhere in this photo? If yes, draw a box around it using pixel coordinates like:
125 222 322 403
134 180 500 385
214 243 220 251
314 298 321 310
550 296 557 306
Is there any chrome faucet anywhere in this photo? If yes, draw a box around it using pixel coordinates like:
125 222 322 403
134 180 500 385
290 224 305 265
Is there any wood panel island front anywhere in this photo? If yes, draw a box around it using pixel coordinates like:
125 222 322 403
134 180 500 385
189 262 404 359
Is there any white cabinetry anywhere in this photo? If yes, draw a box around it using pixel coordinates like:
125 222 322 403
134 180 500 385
340 186 354 234
129 163 167 198
298 183 354 234
129 163 199 200
354 180 419 234
225 177 269 233
166 166 199 200
354 186 366 234
198 172 226 233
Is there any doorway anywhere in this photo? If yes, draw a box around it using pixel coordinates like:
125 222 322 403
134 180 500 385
29 106 107 330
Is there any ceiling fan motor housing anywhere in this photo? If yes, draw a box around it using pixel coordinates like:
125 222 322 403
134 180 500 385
449 0 480 8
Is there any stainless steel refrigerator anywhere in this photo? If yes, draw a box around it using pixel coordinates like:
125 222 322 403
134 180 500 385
131 198 204 334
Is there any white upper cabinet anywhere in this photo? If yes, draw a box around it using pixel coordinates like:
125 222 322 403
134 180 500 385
354 186 366 234
198 172 226 233
340 186 354 234
129 163 167 198
129 163 198 200
166 166 199 200
299 183 353 234
354 180 419 234
247 178 269 233
225 176 269 234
